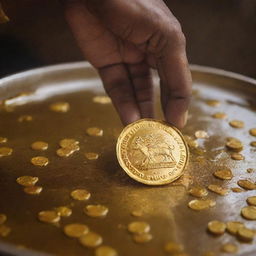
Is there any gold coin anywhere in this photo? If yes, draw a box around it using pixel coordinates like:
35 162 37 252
127 221 150 234
247 168 254 173
31 156 49 167
213 168 233 180
225 138 243 152
24 186 42 195
133 233 152 243
93 96 111 104
164 242 184 253
205 99 220 107
249 128 256 136
38 210 60 223
84 152 99 160
79 231 103 248
86 127 103 137
71 189 91 201
237 179 256 190
231 153 244 160
31 141 48 151
0 214 7 225
241 206 256 220
247 196 256 206
188 186 208 198
56 147 75 157
18 115 33 122
226 221 244 235
55 206 72 217
116 119 189 185
84 205 108 218
250 141 256 147
188 199 216 211
211 112 227 119
195 130 209 139
207 184 229 196
63 223 89 238
16 176 38 186
231 187 244 193
0 225 11 237
183 135 198 149
59 138 79 148
131 210 143 217
49 102 70 112
229 120 244 129
207 220 226 235
95 246 118 256
0 147 13 157
221 243 238 253
0 137 7 143
237 227 255 242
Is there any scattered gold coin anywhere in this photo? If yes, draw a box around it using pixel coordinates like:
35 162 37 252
16 176 38 186
207 220 226 235
195 130 209 139
63 223 89 238
226 221 244 235
0 137 7 143
188 186 208 198
249 128 256 136
221 243 238 253
24 186 42 195
164 242 184 254
231 187 244 193
0 147 13 157
237 227 255 242
49 102 70 112
250 141 256 147
131 210 143 217
247 168 254 173
188 199 216 211
0 225 11 237
18 115 33 122
0 214 7 225
183 135 199 148
225 137 243 152
31 141 48 151
59 138 79 148
38 210 60 224
86 127 103 137
71 189 91 201
213 168 233 180
84 152 99 160
84 205 108 218
207 184 229 196
247 196 256 206
55 206 72 217
93 96 111 104
31 156 49 167
231 153 244 160
237 179 256 190
133 233 153 243
229 120 244 129
95 246 118 256
205 99 220 107
241 206 256 220
128 221 150 234
56 147 75 157
211 112 227 119
79 231 103 248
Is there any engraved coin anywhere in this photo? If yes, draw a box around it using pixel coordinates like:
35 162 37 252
16 176 38 186
79 231 103 248
116 119 189 185
31 156 49 167
71 189 91 201
207 220 226 235
226 221 244 235
95 246 118 256
31 141 48 151
84 205 108 218
63 223 89 238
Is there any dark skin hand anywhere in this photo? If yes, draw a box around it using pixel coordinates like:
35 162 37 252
63 0 192 128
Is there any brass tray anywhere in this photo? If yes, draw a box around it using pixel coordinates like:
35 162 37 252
0 62 255 256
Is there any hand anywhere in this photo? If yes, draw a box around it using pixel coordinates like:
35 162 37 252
63 0 192 128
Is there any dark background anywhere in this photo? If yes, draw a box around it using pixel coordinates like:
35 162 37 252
0 0 256 78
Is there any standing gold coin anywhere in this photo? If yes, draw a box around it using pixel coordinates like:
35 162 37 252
116 119 189 185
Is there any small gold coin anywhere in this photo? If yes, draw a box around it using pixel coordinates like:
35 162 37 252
229 120 244 129
205 99 220 107
237 227 255 242
56 147 75 157
237 179 256 190
38 210 60 224
0 137 7 143
249 128 256 136
31 141 48 151
231 187 244 193
86 127 103 137
128 221 150 234
211 112 227 119
207 220 226 235
63 223 89 238
16 176 38 186
241 206 256 220
0 214 7 225
188 199 216 211
133 233 153 243
93 96 111 104
247 196 256 206
164 242 184 253
225 138 243 152
117 119 189 185
226 221 244 235
71 189 91 201
84 205 108 218
55 206 72 217
95 246 118 256
250 141 256 147
231 153 244 160
0 147 13 157
84 152 99 160
213 168 233 180
207 184 229 196
247 168 254 173
31 156 49 167
49 102 70 112
79 231 103 248
131 210 143 217
24 186 42 195
59 138 79 148
188 186 208 198
18 115 33 122
0 225 11 237
221 243 238 253
183 135 198 149
195 130 209 139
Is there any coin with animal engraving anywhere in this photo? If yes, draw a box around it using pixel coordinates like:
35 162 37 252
116 119 189 185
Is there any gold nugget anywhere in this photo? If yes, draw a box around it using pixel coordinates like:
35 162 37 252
237 227 255 242
93 96 111 104
128 221 150 234
79 231 103 248
213 168 233 180
0 137 7 143
0 225 11 237
84 205 108 218
24 186 42 195
31 156 49 167
229 120 244 129
0 214 7 225
237 179 256 190
86 127 103 137
221 243 238 253
0 147 13 157
16 176 38 186
207 184 229 196
241 206 256 220
211 112 227 119
249 128 256 136
188 199 216 211
71 189 91 201
207 220 226 235
231 153 244 160
38 210 60 224
63 223 89 238
247 196 256 206
164 242 184 254
226 221 244 235
133 233 152 243
84 152 99 160
49 102 70 112
55 206 72 217
188 186 208 198
31 141 48 151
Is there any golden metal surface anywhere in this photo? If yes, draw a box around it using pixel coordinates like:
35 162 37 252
0 62 255 256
